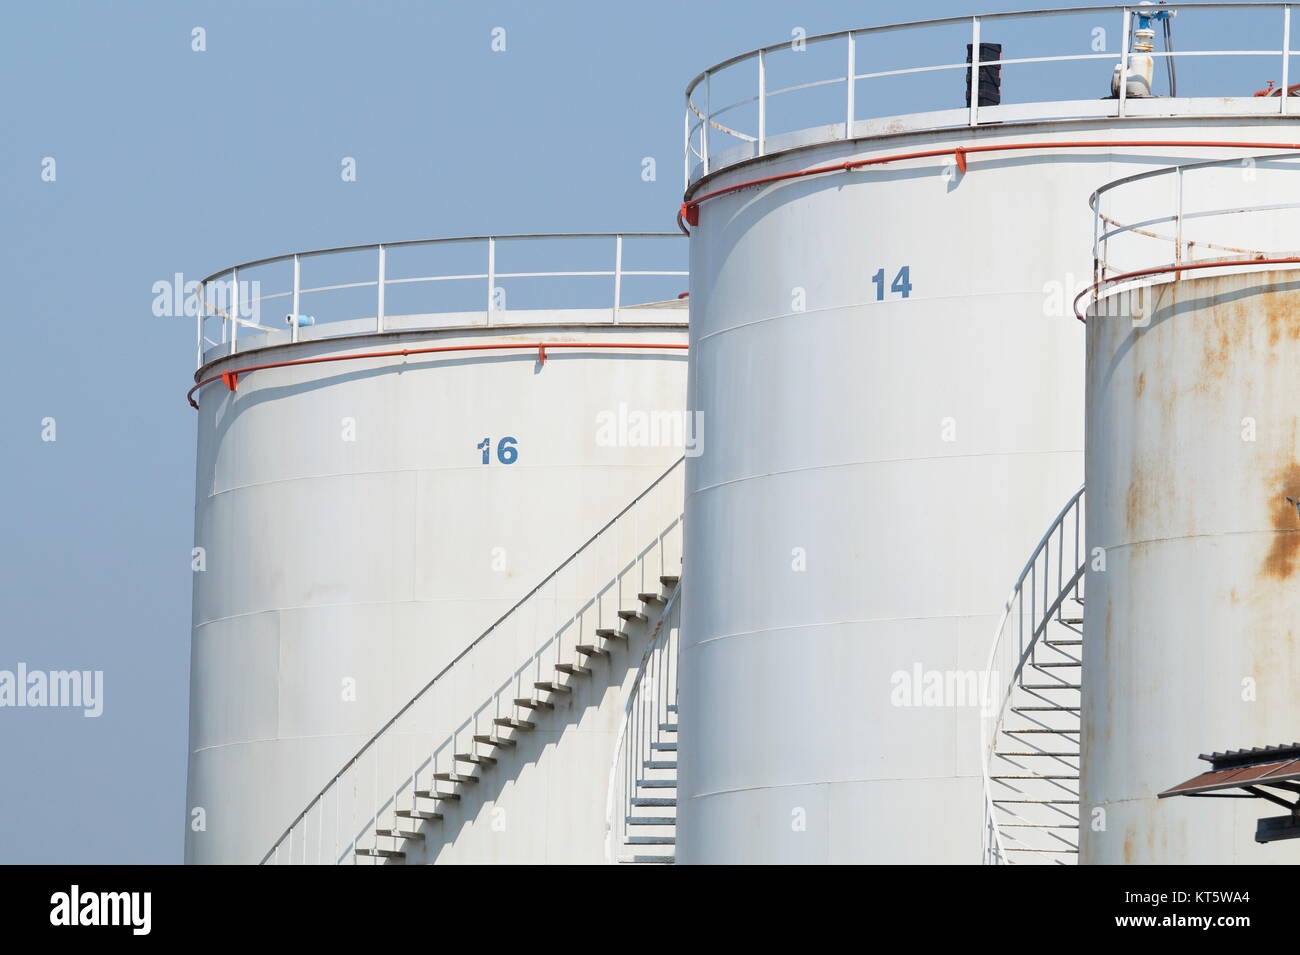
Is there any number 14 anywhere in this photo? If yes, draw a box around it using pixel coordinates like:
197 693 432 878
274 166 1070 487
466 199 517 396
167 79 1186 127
871 266 912 301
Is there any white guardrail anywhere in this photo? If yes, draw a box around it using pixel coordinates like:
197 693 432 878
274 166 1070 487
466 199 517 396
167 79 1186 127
685 3 1300 186
1090 151 1300 292
194 233 687 369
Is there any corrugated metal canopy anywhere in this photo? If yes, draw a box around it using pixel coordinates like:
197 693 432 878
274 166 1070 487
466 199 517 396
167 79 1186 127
1159 759 1300 797
1159 744 1300 798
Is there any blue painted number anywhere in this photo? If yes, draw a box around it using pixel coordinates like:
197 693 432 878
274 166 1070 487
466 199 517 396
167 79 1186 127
478 437 518 465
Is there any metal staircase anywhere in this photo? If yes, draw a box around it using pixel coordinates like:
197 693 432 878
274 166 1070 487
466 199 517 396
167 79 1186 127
260 458 684 865
981 488 1086 865
605 583 680 864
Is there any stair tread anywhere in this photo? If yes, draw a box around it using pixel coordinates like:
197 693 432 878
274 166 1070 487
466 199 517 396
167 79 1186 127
493 717 535 730
1012 706 1079 712
433 772 477 783
514 697 555 710
995 751 1079 757
1005 847 1079 853
575 644 610 657
618 609 648 622
626 816 677 826
632 797 676 807
396 809 443 821
376 828 425 840
991 798 1080 804
555 663 591 676
454 752 497 766
595 629 629 640
356 848 405 859
533 681 572 694
1001 823 1080 829
473 734 516 747
619 855 675 864
626 836 675 845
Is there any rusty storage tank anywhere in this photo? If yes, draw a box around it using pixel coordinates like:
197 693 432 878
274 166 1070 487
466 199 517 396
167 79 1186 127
1081 154 1300 863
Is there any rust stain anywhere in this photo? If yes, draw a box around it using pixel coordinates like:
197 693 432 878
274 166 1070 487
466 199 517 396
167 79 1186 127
1125 480 1141 531
1200 326 1232 381
1265 286 1300 349
1125 460 1162 537
1261 461 1300 581
1195 293 1245 388
1135 371 1145 397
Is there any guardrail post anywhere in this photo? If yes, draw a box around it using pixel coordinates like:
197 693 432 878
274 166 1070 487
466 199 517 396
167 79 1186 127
291 255 301 344
1092 195 1102 286
376 244 386 333
686 108 696 191
1283 6 1293 116
969 17 981 126
195 282 204 370
1118 8 1132 118
230 267 239 356
486 237 496 324
701 73 711 176
845 31 856 139
757 49 767 156
1175 165 1184 269
613 235 623 324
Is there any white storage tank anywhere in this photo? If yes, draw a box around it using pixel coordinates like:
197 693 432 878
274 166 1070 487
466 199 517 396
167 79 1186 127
1081 156 1300 863
676 5 1300 863
185 234 689 864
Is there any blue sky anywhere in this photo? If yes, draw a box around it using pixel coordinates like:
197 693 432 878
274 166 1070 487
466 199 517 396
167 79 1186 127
0 0 1271 863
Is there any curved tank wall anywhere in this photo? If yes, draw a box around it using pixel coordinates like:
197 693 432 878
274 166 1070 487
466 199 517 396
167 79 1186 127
186 316 688 864
677 116 1300 864
1081 266 1300 864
